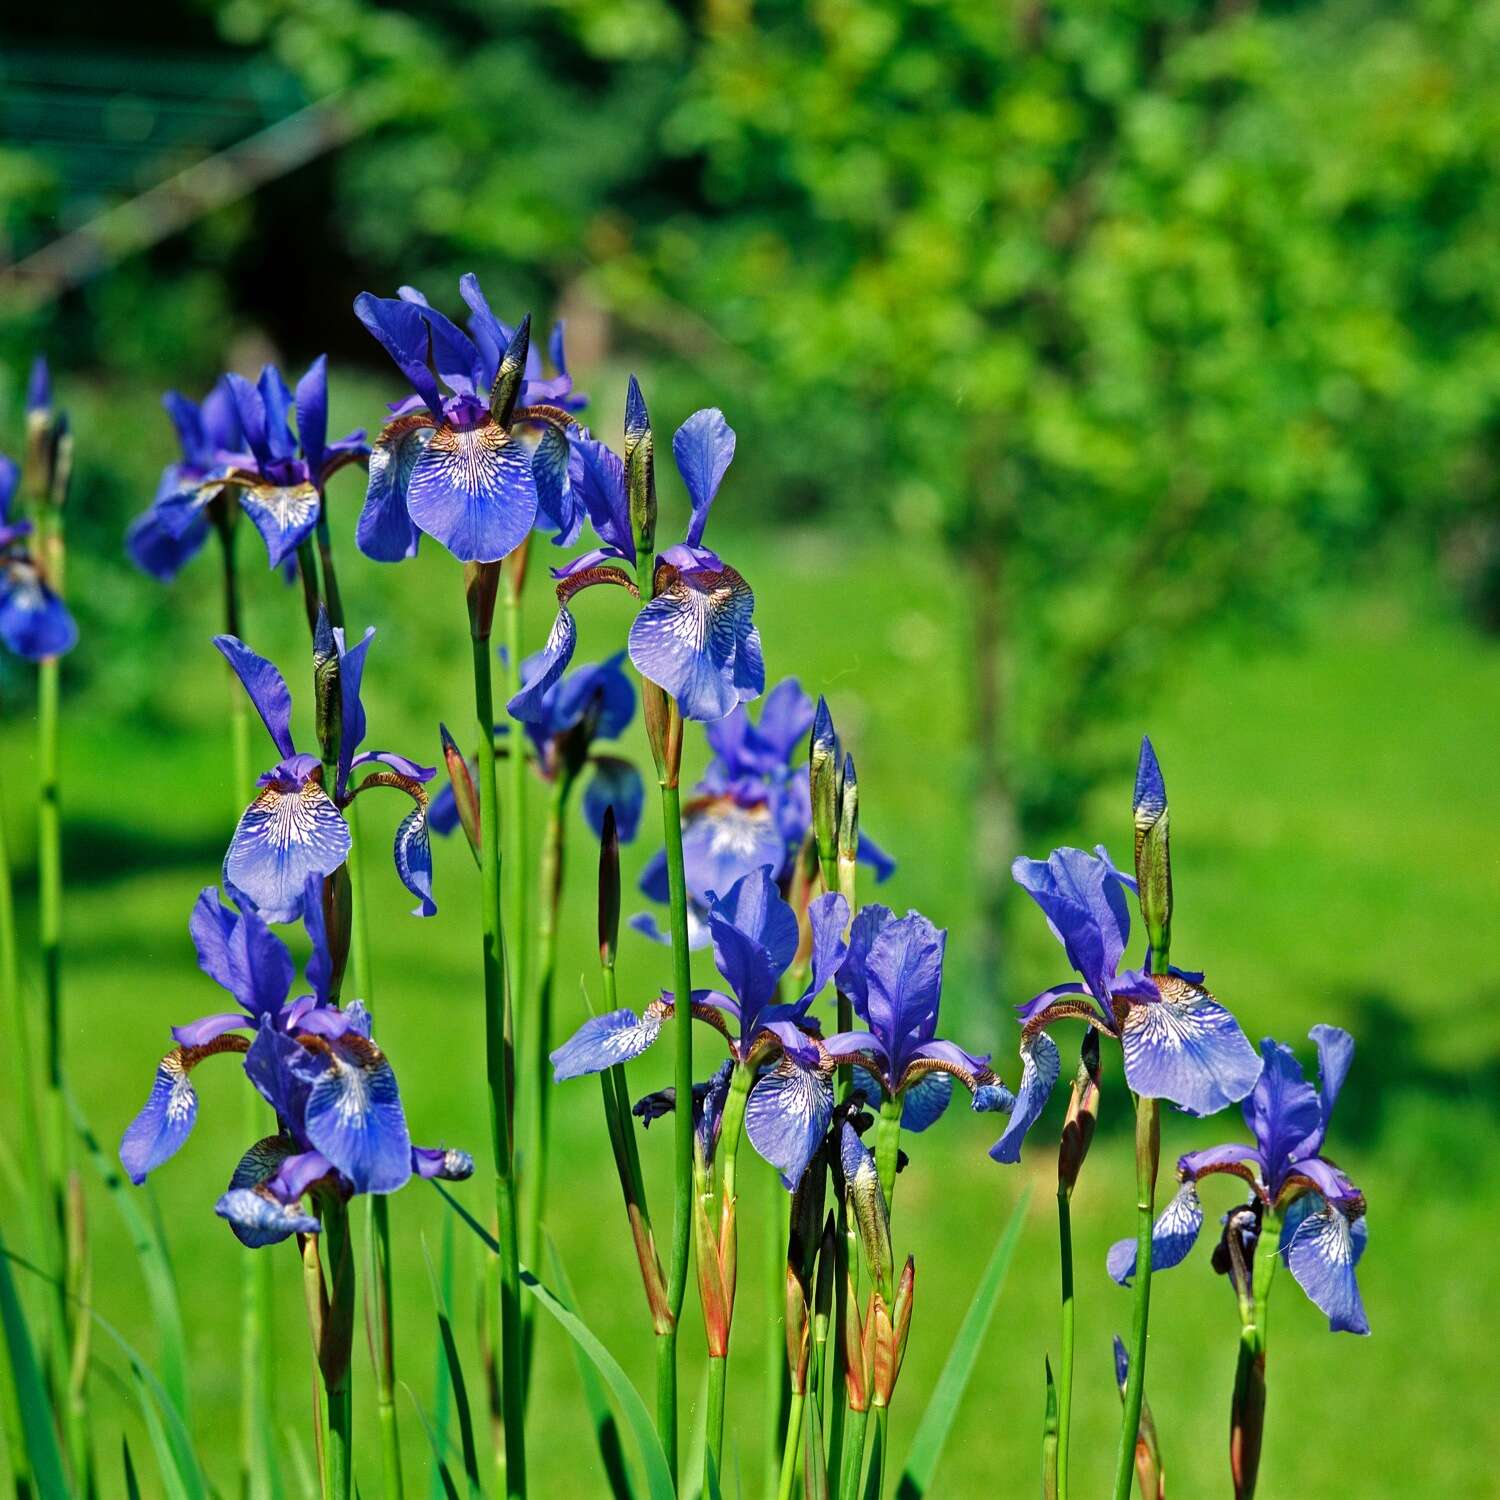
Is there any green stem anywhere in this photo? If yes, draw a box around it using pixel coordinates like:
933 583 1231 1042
472 632 526 1499
838 1408 869 1500
1111 1097 1160 1500
521 770 570 1381
775 1389 805 1500
766 1168 789 1500
371 1196 403 1500
659 771 695 1475
314 507 345 633
296 540 322 637
1056 1189 1074 1500
871 1406 889 1500
503 570 527 1094
706 1356 727 1491
323 1198 356 1500
655 1330 678 1490
873 1100 901 1222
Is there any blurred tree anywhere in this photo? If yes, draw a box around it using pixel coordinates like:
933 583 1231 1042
10 0 1500 980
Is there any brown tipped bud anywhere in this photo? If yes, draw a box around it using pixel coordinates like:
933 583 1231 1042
891 1255 915 1385
598 805 620 965
491 315 531 429
440 724 482 865
1058 1029 1102 1197
785 1266 811 1393
465 561 501 641
814 1212 837 1330
868 1289 895 1408
693 1187 733 1358
842 1272 870 1413
641 680 681 787
321 865 353 1004
1230 1345 1265 1500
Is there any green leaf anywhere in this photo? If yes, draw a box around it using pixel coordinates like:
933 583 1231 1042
434 1184 677 1500
123 1434 144 1500
0 1230 69 1500
72 1096 191 1421
429 1216 457 1500
402 1387 461 1500
894 1186 1031 1499
546 1234 635 1500
420 1237 482 1498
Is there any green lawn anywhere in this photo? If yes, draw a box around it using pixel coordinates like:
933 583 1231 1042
2 465 1497 1496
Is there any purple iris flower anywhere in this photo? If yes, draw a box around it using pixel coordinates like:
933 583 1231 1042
1106 1026 1368 1335
822 904 1013 1132
217 614 437 923
509 384 765 726
988 844 1262 1164
630 680 895 950
551 867 849 1186
125 381 245 582
119 882 471 1246
353 276 583 563
430 650 644 844
0 452 76 661
147 361 368 572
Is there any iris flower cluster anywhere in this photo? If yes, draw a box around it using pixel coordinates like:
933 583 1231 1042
120 879 470 1247
0 450 75 661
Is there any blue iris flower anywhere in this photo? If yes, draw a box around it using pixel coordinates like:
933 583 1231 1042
0 451 76 661
988 840 1261 1163
551 867 847 1187
430 650 644 845
508 382 765 727
217 613 437 923
119 881 471 1247
138 362 368 573
631 679 895 950
353 276 583 563
1106 1026 1369 1335
822 905 1013 1132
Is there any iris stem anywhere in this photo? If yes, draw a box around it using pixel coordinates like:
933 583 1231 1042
313 508 345 634
871 1406 889 1500
1111 1095 1160 1500
655 1331 678 1488
659 763 695 1480
766 1167 789 1500
370 1197 402 1500
521 768 571 1391
837 1407 868 1500
1056 1188 1075 1500
775 1389 805 1500
873 1100 901 1220
471 628 526 1500
1231 1211 1281 1500
706 1356 728 1493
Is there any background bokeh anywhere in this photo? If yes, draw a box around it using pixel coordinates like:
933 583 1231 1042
2 0 1498 1495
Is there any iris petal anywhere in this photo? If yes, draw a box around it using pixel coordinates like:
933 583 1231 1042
672 408 736 547
583 756 644 843
214 635 296 758
238 482 322 568
126 501 210 582
1282 1196 1369 1334
119 1050 201 1185
681 800 786 906
551 1006 663 1081
216 1135 323 1248
393 802 437 917
1105 1182 1205 1286
406 419 537 563
1120 975 1263 1116
988 1028 1062 1165
508 608 578 722
224 779 351 924
302 1034 413 1195
746 1061 833 1189
358 416 431 561
0 568 78 660
898 1071 953 1133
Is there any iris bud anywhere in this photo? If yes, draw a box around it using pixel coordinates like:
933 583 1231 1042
490 313 530 429
810 697 839 885
1057 1028 1101 1197
312 607 342 774
464 560 501 641
598 806 620 967
624 375 657 571
837 750 859 884
439 724 481 865
840 1123 892 1299
1133 736 1171 973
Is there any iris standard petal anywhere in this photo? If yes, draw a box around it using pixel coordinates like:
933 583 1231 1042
1105 1182 1205 1286
836 904 895 1020
1242 1036 1321 1179
797 891 851 1009
244 1018 313 1129
988 1028 1062 1165
302 1034 413 1195
856 831 897 884
551 1007 663 1081
1282 1197 1370 1334
681 800 786 905
358 415 431 562
673 407 736 547
224 779 352 924
709 867 799 990
746 1061 833 1189
406 418 537 563
1120 975 1263 1116
862 911 947 1069
568 433 631 560
295 356 329 475
1011 846 1132 1005
334 625 376 798
214 634 296 758
583 756 644 842
1304 1023 1356 1156
354 292 446 412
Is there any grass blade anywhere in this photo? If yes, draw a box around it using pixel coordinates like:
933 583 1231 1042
403 1387 463 1500
71 1096 191 1420
123 1433 144 1500
430 1216 456 1500
434 1184 676 1500
0 1230 69 1500
420 1237 482 1498
546 1234 635 1500
894 1186 1031 1499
